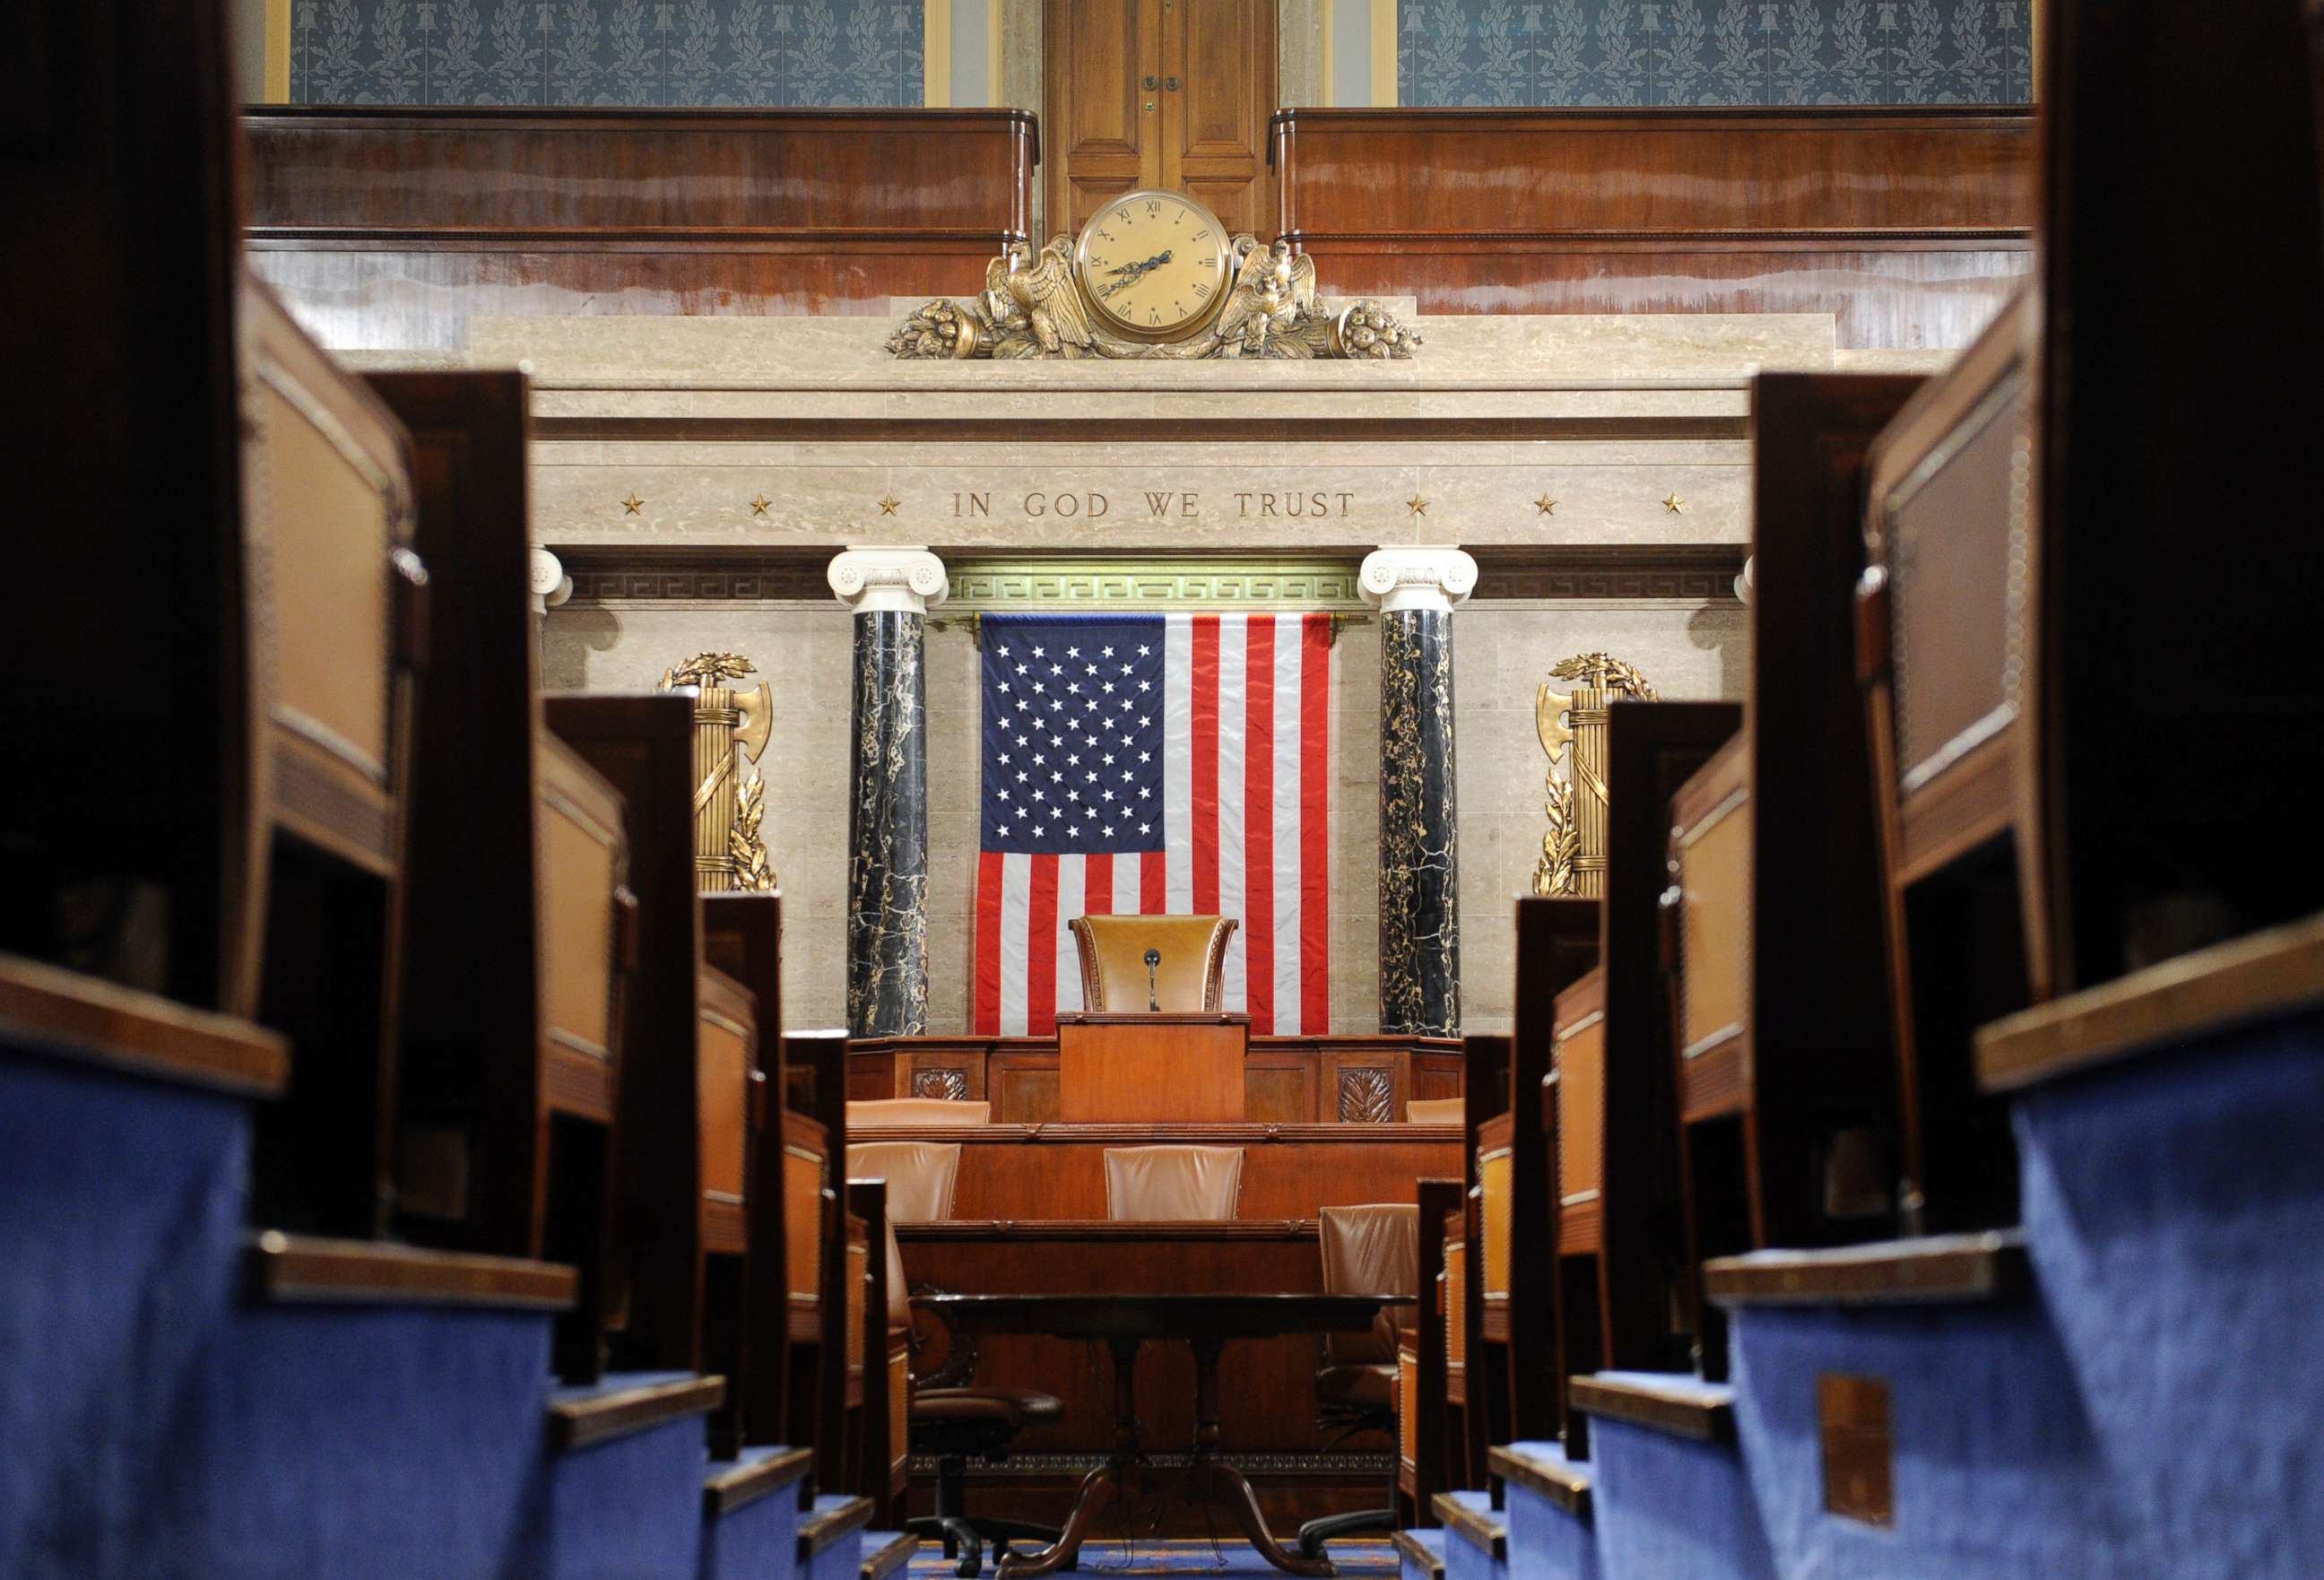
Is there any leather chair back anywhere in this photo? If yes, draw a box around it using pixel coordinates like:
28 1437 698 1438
1070 915 1237 1011
847 1141 963 1224
1406 1097 1464 1124
848 1098 992 1127
1320 1203 1419 1367
1103 1145 1244 1220
850 1140 963 1329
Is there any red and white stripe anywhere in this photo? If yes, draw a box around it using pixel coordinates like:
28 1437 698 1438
974 612 1332 1036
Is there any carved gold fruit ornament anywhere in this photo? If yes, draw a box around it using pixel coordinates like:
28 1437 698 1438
1532 653 1661 897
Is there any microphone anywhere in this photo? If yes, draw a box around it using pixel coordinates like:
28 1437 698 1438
1144 949 1161 1012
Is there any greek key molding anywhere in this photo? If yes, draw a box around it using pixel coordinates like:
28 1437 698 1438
946 560 1366 610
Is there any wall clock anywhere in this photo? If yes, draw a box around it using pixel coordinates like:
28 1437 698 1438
1071 189 1235 343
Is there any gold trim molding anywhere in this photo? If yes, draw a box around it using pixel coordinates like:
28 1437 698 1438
945 558 1366 609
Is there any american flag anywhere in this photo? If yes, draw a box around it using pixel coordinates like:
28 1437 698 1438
972 612 1334 1036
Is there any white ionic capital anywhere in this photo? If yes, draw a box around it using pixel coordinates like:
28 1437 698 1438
1358 546 1478 615
1734 554 1756 605
528 547 573 615
828 547 950 616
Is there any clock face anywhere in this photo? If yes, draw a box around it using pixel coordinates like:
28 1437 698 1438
1074 190 1234 340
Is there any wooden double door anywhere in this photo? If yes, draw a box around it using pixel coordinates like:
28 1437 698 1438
1044 0 1277 239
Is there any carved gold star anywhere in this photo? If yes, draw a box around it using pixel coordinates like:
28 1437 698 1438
620 492 644 515
1533 494 1558 516
1662 492 1686 514
1406 495 1429 517
877 493 902 517
749 494 771 517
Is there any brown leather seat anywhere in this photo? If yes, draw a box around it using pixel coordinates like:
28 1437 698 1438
1103 1144 1244 1220
848 1098 993 1127
1070 914 1237 1011
1297 1202 1420 1558
1405 1097 1465 1124
860 1134 1062 1577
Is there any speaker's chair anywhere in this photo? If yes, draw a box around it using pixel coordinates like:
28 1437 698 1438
1069 915 1236 1011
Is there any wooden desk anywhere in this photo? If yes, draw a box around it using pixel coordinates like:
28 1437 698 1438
917 1291 1410 1578
849 1035 1466 1124
858 1124 1461 1222
1057 1011 1247 1123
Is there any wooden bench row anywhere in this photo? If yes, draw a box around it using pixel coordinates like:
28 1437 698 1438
5 15 903 1511
1397 0 2324 1507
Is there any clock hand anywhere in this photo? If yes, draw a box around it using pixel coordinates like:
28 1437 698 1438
1097 249 1176 299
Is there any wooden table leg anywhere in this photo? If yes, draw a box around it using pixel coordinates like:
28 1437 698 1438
998 1337 1143 1579
1188 1337 1336 1578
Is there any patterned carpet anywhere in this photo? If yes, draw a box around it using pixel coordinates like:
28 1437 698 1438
906 1537 1399 1576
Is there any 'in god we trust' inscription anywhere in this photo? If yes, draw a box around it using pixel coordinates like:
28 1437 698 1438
952 489 1360 521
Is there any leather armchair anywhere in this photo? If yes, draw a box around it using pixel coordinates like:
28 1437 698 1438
1104 1145 1245 1220
848 1098 993 1127
1070 914 1236 1011
1297 1203 1418 1556
1406 1097 1464 1124
849 1140 1062 1578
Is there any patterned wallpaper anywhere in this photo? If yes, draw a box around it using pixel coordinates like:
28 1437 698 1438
1397 0 2034 106
289 1 925 106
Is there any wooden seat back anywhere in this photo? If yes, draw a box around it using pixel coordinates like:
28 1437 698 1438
238 276 427 1240
1 0 251 1013
1858 0 2324 1230
697 962 759 1457
542 693 713 1376
1506 898 1599 1446
1395 1177 1463 1526
1661 371 1920 1369
847 1178 912 1525
1547 703 1739 1460
366 369 631 1382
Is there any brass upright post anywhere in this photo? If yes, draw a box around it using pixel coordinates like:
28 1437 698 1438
691 683 740 892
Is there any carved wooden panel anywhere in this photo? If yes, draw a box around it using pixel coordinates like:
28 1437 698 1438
1337 1067 1394 1124
911 1067 971 1101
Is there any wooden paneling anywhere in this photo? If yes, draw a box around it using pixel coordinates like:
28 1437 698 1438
1056 1012 1247 1123
241 107 1036 350
1045 0 1274 237
848 1124 1460 1222
1270 108 2036 350
851 1034 1464 1124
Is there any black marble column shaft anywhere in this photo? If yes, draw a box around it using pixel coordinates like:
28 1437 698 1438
1379 607 1461 1037
845 609 930 1037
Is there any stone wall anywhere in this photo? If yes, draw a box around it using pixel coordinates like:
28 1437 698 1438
544 593 1744 1035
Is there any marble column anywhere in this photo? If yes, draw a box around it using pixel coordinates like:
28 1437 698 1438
1361 547 1478 1037
828 548 949 1037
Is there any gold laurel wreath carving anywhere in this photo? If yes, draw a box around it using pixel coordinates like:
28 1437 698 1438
730 772 777 892
1548 651 1661 699
1533 777 1579 897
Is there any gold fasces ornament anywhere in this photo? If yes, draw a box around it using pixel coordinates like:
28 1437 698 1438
1532 652 1661 897
887 231 1420 361
657 652 777 893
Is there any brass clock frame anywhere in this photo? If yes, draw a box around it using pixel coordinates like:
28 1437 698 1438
1071 188 1236 344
